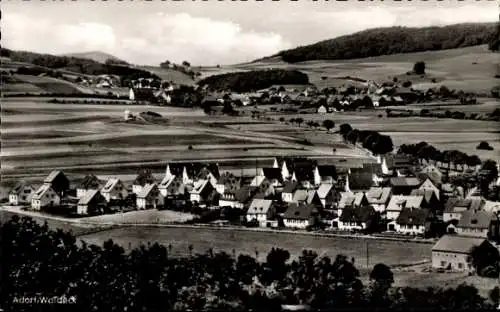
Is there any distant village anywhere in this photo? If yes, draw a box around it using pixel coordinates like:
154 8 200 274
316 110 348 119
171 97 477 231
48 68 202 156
4 149 500 274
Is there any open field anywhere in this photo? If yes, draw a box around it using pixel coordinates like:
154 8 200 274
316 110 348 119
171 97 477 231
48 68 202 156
138 66 195 86
201 45 499 93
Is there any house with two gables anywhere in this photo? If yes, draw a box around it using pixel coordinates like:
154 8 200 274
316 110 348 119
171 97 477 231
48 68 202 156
9 182 35 206
77 174 103 198
132 169 156 195
394 208 433 236
31 184 60 210
337 191 368 219
283 203 318 229
100 178 128 203
246 198 277 227
136 183 163 210
282 181 300 203
215 172 241 195
338 205 379 232
386 195 424 224
443 197 485 224
189 179 215 205
315 183 338 209
43 170 70 196
77 189 107 215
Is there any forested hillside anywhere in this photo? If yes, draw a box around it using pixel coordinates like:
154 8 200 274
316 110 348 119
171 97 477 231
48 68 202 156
270 23 498 63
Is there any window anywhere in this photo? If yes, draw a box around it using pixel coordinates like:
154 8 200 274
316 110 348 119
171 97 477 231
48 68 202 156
458 263 463 269
441 261 446 267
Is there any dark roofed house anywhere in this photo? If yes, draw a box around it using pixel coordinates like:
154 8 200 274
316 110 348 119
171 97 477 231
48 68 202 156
432 235 498 272
390 177 421 195
9 182 35 206
346 170 373 192
339 205 379 232
283 203 318 229
313 165 337 185
77 189 107 216
385 154 414 174
410 189 439 210
219 185 257 209
456 209 499 239
282 181 300 203
262 167 284 185
395 208 433 236
216 172 241 195
443 197 485 223
43 170 70 196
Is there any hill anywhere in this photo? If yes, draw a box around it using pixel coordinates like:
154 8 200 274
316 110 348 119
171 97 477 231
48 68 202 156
197 69 310 92
264 23 498 63
62 51 127 64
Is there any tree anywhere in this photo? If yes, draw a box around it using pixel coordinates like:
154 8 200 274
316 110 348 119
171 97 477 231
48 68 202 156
413 61 426 75
322 120 335 132
279 117 285 123
490 287 500 307
477 141 494 151
160 60 171 68
296 118 304 127
339 123 353 137
182 61 191 67
346 130 359 145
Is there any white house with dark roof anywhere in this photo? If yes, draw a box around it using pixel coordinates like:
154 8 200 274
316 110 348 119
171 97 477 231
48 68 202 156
365 187 392 214
189 179 215 204
100 178 128 202
337 192 368 219
455 209 499 239
31 184 60 210
393 208 432 235
386 195 424 222
283 203 317 229
9 183 35 206
77 189 107 215
246 199 276 227
77 174 103 199
282 181 299 203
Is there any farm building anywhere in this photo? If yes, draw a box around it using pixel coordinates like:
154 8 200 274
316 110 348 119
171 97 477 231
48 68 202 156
386 195 424 222
136 184 162 210
9 183 35 206
443 197 485 224
100 178 128 203
43 170 70 196
77 174 103 198
455 209 499 239
283 203 317 229
246 199 276 227
189 179 215 204
77 189 107 215
391 208 433 236
31 184 60 210
431 235 498 272
282 181 299 203
338 205 378 232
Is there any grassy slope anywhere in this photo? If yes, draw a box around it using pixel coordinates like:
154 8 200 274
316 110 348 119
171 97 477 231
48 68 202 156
138 66 195 86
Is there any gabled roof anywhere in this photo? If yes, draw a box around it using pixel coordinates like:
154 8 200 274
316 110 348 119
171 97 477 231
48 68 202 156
282 181 299 194
365 187 392 205
385 154 413 170
444 197 485 213
262 167 283 182
390 177 421 187
101 178 121 193
159 174 176 188
316 165 337 179
78 189 102 205
457 210 497 229
432 235 490 254
396 208 431 226
79 174 102 190
247 199 273 215
9 182 32 195
283 203 317 220
340 205 376 223
44 170 64 184
250 175 266 187
410 189 435 204
191 180 209 194
292 189 309 202
232 185 257 203
137 183 158 198
133 170 155 186
317 183 334 199
166 176 185 195
32 184 53 199
338 192 366 209
386 195 424 212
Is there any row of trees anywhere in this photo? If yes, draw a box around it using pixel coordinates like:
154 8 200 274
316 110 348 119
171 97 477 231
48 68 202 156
387 108 499 122
2 215 500 311
277 23 497 63
339 123 394 155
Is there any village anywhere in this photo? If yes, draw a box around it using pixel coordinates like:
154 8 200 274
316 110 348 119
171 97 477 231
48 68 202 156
3 144 500 275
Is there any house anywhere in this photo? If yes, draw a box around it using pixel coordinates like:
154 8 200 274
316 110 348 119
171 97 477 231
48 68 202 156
158 173 177 197
189 179 215 205
410 188 440 211
313 165 337 186
365 187 392 213
219 185 257 209
338 205 378 232
315 183 337 209
132 170 156 195
385 154 414 175
100 178 128 202
418 177 441 200
420 165 443 186
386 195 424 222
283 203 318 229
9 183 35 206
317 105 327 114
77 189 107 215
337 192 368 218
31 184 60 210
43 170 70 196
136 184 162 210
246 199 276 227
393 208 433 236
76 174 103 198
443 197 485 223
215 172 240 195
432 235 498 272
455 209 499 239
262 167 285 186
346 164 382 191
292 189 310 205
282 181 299 203
389 177 421 195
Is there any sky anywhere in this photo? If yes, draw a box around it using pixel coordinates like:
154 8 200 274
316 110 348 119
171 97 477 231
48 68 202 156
2 1 498 66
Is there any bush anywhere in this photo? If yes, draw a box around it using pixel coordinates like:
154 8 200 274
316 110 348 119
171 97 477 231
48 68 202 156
413 61 426 75
477 141 494 151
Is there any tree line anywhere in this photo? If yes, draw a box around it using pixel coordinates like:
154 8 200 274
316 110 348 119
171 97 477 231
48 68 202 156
274 23 498 63
197 69 310 93
338 123 394 155
2 215 500 311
